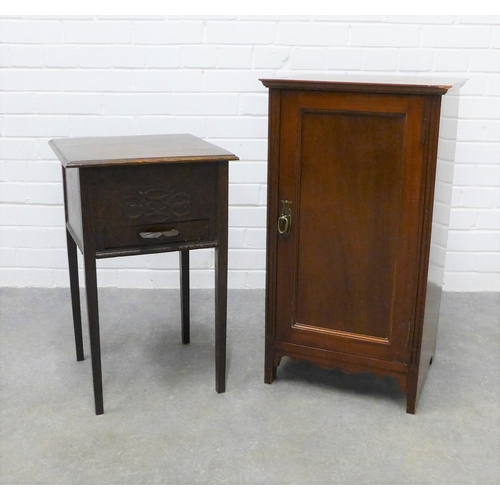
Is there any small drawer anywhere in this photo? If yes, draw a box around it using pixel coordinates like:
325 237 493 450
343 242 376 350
102 219 209 249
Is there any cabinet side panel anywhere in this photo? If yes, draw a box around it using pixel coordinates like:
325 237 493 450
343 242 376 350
413 91 460 410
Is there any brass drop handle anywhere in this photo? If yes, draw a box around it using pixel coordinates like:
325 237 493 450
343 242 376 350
277 200 292 237
139 229 180 239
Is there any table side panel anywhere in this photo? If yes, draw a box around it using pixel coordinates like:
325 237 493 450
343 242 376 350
64 167 84 251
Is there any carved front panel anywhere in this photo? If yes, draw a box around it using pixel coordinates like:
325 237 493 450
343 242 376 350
90 162 218 250
122 187 191 224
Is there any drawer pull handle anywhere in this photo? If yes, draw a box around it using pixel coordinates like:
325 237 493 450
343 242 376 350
139 230 180 239
277 200 292 237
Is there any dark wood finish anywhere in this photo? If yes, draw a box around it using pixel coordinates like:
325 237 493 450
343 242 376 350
260 74 461 95
89 162 219 252
261 76 464 413
101 220 209 249
82 235 103 416
264 88 282 385
66 228 84 362
49 133 237 168
408 89 462 413
50 134 238 415
64 168 84 251
78 168 104 415
215 162 229 394
180 250 190 345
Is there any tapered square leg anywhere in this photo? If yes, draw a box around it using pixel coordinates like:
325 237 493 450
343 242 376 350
83 251 104 415
66 229 84 362
215 245 227 394
214 162 229 394
179 250 190 345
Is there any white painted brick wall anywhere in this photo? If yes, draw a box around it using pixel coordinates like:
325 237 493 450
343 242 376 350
1 15 499 291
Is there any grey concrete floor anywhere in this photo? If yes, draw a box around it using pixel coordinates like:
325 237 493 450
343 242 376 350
0 288 499 485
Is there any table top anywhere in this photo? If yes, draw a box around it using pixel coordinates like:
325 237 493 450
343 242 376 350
49 134 239 168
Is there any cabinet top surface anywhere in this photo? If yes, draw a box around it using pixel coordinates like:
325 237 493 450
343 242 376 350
260 74 466 95
49 133 239 168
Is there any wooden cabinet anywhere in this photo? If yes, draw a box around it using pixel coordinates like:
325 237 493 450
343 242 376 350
260 76 464 413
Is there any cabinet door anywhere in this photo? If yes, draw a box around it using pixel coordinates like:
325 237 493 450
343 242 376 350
275 90 427 363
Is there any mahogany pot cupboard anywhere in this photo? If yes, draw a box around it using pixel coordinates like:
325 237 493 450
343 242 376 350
260 75 464 413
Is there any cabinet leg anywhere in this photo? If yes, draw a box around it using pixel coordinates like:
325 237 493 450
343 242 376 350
179 250 190 345
265 349 277 384
264 366 277 384
83 251 104 415
214 245 227 394
66 229 84 362
406 371 417 414
406 396 417 415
